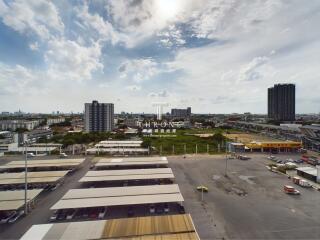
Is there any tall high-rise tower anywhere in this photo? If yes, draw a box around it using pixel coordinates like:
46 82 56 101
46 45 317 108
268 84 295 121
84 100 114 132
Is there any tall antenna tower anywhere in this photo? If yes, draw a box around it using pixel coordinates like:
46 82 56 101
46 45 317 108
152 102 169 120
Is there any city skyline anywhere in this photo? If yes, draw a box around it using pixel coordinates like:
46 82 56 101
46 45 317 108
1 1 320 114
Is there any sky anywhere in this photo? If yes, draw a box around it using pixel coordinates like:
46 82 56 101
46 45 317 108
0 0 320 114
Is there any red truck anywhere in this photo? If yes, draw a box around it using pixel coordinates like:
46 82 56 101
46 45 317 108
284 185 300 195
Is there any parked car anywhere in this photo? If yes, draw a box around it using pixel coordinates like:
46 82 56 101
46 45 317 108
89 208 99 219
82 208 89 218
26 153 35 157
98 207 107 219
284 185 300 195
127 207 134 217
74 209 85 219
60 153 68 158
156 205 164 214
149 205 155 214
164 203 169 213
238 155 251 160
66 209 76 220
50 210 59 222
178 205 185 214
267 155 276 160
0 211 16 224
196 185 208 192
8 210 24 223
57 210 67 220
294 159 303 164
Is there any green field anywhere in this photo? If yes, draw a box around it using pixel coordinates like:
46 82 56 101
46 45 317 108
143 129 228 155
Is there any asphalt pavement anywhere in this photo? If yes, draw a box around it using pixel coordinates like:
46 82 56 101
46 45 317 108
169 153 320 240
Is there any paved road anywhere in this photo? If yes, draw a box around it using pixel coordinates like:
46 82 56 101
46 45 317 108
169 153 320 240
0 156 92 240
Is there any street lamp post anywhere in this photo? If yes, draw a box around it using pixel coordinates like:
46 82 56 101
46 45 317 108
225 142 228 177
201 184 204 202
24 141 28 215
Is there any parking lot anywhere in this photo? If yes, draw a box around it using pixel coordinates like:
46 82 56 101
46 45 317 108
169 153 320 239
0 155 186 239
0 155 92 239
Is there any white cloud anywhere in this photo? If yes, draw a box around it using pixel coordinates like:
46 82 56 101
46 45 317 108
148 90 169 98
118 58 159 83
75 4 122 45
105 0 186 47
0 63 45 96
1 0 320 114
238 56 270 82
29 42 39 51
126 85 141 91
45 38 103 81
0 0 64 39
157 25 185 48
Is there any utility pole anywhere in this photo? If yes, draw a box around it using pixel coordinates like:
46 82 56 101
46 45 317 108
172 145 175 155
207 144 209 154
225 142 228 177
24 141 28 215
201 185 204 202
195 144 198 155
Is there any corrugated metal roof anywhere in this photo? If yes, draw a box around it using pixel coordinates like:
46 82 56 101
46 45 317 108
101 214 195 239
80 173 174 182
85 168 172 177
6 158 84 166
0 177 62 185
21 214 199 240
0 159 84 169
62 184 180 199
0 189 43 211
51 193 184 210
123 232 199 240
97 157 167 163
0 171 69 180
297 166 318 176
95 161 168 167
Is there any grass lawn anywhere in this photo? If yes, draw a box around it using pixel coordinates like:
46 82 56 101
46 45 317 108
144 128 229 155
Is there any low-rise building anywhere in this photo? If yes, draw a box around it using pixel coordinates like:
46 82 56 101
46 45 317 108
47 118 65 126
0 120 41 131
86 140 148 155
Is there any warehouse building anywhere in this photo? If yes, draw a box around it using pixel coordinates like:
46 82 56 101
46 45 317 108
245 141 301 153
87 140 149 155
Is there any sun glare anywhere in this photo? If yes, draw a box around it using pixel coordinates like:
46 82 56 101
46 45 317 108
156 0 181 21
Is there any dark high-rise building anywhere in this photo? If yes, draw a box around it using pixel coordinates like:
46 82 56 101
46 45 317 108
171 107 192 118
268 84 295 121
84 100 114 132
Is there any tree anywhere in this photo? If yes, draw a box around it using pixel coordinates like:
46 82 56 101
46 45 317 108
212 132 225 143
141 138 152 148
